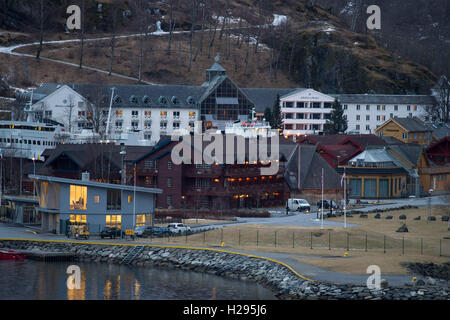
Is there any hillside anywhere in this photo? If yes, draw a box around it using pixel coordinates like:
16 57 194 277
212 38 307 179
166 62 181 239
0 0 439 96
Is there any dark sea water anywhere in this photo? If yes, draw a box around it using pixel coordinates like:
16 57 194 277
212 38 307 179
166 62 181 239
0 260 277 300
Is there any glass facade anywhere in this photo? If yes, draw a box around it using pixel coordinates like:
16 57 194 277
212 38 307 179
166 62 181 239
201 78 253 121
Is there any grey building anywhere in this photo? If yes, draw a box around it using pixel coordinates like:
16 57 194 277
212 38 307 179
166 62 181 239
30 173 162 234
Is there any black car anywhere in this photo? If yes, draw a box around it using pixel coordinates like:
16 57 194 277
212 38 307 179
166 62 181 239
100 227 123 239
316 200 337 210
151 226 170 237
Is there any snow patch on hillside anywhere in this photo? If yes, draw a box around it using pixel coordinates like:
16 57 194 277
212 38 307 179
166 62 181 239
272 14 287 26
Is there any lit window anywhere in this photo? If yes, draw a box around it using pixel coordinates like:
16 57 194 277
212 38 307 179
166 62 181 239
136 214 145 227
189 111 196 118
70 215 87 224
106 215 122 229
128 195 133 203
94 195 100 203
160 111 167 118
70 185 87 210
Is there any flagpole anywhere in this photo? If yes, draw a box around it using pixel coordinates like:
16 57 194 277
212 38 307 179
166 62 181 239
321 168 324 230
344 166 347 229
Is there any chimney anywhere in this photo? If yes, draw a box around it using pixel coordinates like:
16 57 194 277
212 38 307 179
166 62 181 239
81 172 90 181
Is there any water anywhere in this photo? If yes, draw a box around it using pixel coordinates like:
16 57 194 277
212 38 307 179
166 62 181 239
0 260 277 300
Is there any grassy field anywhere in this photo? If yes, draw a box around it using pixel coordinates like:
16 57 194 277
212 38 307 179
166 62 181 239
141 206 450 274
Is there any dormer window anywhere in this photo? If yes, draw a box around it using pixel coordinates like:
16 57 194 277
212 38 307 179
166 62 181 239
186 96 195 105
159 96 167 105
171 96 180 105
142 95 151 105
114 96 122 104
130 95 138 104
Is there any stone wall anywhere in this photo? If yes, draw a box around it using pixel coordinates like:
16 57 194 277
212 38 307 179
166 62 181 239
1 240 449 300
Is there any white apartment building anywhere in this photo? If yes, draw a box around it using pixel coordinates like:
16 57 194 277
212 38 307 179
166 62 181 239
277 89 436 136
26 83 201 145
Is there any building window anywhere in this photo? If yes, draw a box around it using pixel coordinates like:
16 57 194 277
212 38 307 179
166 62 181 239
70 215 87 224
107 189 121 210
366 115 370 121
160 122 167 130
382 105 386 111
377 105 381 111
356 105 361 110
173 122 180 129
131 121 139 128
160 111 167 118
356 125 360 131
144 121 151 129
356 115 361 121
168 160 172 170
115 121 123 128
312 113 321 120
106 215 121 229
394 105 398 111
390 113 393 119
366 105 370 111
167 195 172 207
382 116 386 121
70 185 87 210
377 116 381 121
173 111 180 118
285 113 293 119
285 102 294 108
366 125 370 131
144 110 151 117
144 133 152 140
115 110 123 117
94 195 100 203
189 111 196 119
296 113 305 119
196 178 211 188
312 102 321 108
407 105 411 111
167 177 173 188
45 110 52 118
128 195 133 203
131 110 139 117
413 105 417 111
324 103 332 109
136 214 146 227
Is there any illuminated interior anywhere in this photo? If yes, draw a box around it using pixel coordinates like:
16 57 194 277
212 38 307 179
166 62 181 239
70 185 87 210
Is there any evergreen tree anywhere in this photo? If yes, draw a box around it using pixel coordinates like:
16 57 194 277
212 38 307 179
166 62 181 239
264 107 272 125
324 98 348 134
271 94 283 130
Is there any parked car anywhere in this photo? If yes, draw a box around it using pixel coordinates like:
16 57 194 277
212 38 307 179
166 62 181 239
100 227 123 239
134 226 156 237
151 226 170 237
316 200 337 210
168 223 191 235
286 199 311 213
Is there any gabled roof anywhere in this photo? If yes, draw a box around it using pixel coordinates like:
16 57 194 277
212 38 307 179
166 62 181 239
388 144 424 167
393 117 431 132
241 88 297 113
285 145 342 191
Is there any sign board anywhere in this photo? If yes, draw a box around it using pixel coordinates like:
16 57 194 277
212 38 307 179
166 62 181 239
125 229 134 236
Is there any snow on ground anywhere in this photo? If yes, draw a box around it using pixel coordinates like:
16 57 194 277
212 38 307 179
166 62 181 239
272 14 287 26
212 15 243 25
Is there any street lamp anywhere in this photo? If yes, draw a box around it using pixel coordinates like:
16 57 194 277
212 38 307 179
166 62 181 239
32 157 36 197
120 146 126 185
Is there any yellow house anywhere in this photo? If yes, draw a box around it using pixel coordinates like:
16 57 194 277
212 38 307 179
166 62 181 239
375 117 434 146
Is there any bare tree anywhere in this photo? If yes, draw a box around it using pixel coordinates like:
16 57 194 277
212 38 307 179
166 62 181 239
109 0 120 75
79 0 85 69
167 0 177 56
36 0 44 60
187 0 198 73
429 75 450 123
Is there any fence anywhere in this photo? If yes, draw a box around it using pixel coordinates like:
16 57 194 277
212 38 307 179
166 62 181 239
145 227 450 258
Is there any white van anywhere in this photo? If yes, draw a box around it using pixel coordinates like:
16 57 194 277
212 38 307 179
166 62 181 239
286 199 311 213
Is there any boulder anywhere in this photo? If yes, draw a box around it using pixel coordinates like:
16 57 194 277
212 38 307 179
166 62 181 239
399 214 407 220
385 216 393 220
396 224 408 233
374 214 381 219
428 216 436 222
380 279 389 289
426 277 436 286
414 216 421 221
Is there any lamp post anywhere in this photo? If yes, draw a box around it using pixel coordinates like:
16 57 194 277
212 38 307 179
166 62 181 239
120 146 126 185
32 156 36 197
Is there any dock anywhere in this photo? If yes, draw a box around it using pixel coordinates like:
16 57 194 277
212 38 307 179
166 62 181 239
17 250 78 262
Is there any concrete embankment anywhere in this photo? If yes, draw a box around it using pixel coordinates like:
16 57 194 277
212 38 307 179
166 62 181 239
1 239 449 300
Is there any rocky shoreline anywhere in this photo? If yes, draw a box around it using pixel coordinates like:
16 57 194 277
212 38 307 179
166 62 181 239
1 239 449 300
